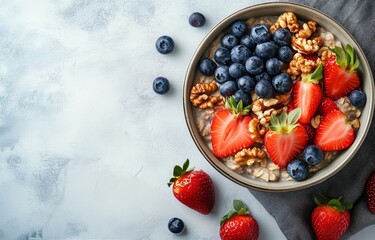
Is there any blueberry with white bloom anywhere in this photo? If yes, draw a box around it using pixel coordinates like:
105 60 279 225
303 145 324 166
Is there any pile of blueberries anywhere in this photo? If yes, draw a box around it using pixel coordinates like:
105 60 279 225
199 20 294 106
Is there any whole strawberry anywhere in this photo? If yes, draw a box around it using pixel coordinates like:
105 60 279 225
311 194 352 240
168 159 215 215
366 171 375 214
220 200 259 240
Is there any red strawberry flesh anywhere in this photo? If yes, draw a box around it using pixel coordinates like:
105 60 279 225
314 111 354 151
211 109 254 158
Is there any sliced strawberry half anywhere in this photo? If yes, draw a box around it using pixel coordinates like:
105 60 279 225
211 97 254 158
264 108 308 168
317 97 339 116
293 64 323 123
314 111 355 151
324 44 361 100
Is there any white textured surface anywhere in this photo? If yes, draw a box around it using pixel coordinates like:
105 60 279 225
0 0 374 239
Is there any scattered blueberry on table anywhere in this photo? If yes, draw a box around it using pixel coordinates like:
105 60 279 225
153 77 170 94
189 12 206 27
155 35 174 54
168 217 185 234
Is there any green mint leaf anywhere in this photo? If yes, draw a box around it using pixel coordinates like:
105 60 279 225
182 159 190 172
287 108 301 125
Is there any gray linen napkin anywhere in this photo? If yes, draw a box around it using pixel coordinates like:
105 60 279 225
249 0 375 239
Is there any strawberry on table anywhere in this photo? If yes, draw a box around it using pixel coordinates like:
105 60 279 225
264 108 308 168
311 194 352 240
168 159 215 215
220 200 259 240
211 97 254 158
366 171 375 214
314 111 355 151
293 64 323 123
324 44 361 100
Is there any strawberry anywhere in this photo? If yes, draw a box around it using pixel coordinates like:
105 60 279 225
293 64 323 123
286 101 295 113
365 171 375 214
324 44 361 100
264 108 308 168
314 111 355 151
211 97 254 158
303 53 319 62
317 97 339 116
311 194 352 240
300 122 316 144
168 159 215 215
220 200 259 240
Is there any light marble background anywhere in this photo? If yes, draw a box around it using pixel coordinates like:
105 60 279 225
0 0 374 239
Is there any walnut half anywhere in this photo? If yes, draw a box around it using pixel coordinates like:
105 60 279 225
234 147 267 167
292 36 323 55
190 81 224 109
270 12 300 33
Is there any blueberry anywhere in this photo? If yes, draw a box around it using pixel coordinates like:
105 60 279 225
287 159 309 181
255 80 273 99
349 90 367 108
153 77 170 94
214 47 231 65
189 12 206 27
155 35 174 54
265 58 282 75
303 145 324 166
231 20 247 37
255 72 272 83
277 46 294 63
221 34 239 50
168 217 185 234
271 73 292 93
230 45 251 64
214 65 233 83
219 81 238 98
245 56 264 75
229 63 247 78
273 28 291 46
255 41 278 60
240 34 257 50
199 58 217 76
237 75 256 93
250 24 271 44
233 90 251 106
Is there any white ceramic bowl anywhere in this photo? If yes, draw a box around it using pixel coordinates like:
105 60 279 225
183 2 374 192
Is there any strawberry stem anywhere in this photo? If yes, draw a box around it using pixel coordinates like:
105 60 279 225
314 194 353 212
329 44 360 72
167 159 194 187
269 108 301 134
220 199 250 226
225 96 250 117
302 64 323 84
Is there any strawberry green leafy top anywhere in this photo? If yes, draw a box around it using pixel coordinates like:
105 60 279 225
269 108 302 134
330 44 360 72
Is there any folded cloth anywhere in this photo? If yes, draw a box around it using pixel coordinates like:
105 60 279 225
249 0 375 239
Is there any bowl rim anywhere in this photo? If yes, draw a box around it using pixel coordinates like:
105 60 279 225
183 2 375 192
